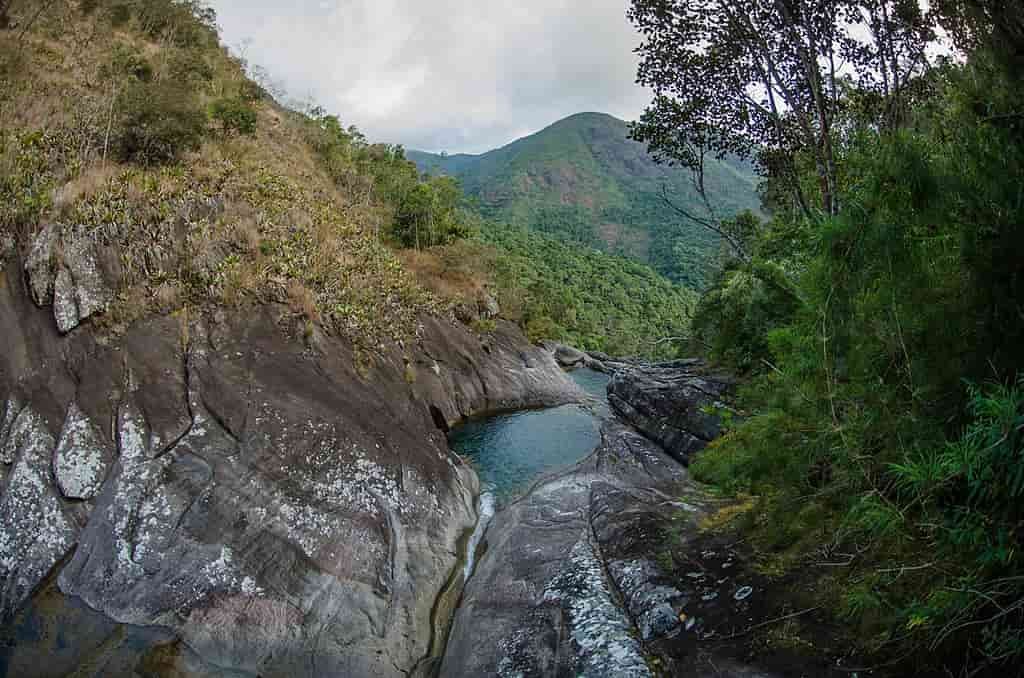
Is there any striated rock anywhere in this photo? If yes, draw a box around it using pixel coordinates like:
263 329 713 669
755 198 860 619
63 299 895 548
440 422 696 677
608 359 736 464
0 406 77 622
0 256 581 677
23 225 113 333
53 401 114 500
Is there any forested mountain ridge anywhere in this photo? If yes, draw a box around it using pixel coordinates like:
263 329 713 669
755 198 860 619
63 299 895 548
409 112 761 289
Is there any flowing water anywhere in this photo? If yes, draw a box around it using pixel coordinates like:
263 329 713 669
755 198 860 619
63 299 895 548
448 368 610 582
3 369 613 678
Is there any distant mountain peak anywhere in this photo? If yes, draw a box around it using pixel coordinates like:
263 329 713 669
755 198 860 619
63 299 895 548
408 112 761 290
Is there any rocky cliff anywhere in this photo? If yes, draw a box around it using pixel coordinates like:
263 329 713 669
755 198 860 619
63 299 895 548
440 356 783 678
0 243 581 677
608 359 737 464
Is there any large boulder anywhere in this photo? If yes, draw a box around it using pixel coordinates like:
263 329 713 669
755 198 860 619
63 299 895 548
23 224 114 333
0 250 582 677
440 422 699 677
608 359 737 464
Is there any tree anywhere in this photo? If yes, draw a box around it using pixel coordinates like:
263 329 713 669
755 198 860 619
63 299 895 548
628 0 935 220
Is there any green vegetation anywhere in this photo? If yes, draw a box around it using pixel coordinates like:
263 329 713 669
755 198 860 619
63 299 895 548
482 223 695 357
409 113 761 290
209 97 258 137
0 0 695 364
630 0 1024 672
0 0 453 351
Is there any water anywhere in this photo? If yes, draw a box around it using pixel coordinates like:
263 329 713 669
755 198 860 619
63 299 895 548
449 369 611 506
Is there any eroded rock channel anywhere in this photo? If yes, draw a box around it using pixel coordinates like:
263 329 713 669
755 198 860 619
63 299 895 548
1 239 768 677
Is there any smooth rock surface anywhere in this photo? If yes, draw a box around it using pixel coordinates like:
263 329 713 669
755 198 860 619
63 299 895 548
440 422 699 677
0 247 581 677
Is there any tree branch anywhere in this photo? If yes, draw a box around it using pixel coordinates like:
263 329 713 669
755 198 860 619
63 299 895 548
660 183 750 264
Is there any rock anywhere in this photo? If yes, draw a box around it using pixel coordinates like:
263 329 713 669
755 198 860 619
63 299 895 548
52 234 112 333
553 343 588 368
479 292 500 318
440 422 693 677
23 225 113 333
550 343 611 373
53 402 114 500
607 559 687 641
25 223 59 306
0 406 77 622
0 231 13 272
0 260 582 677
608 359 736 464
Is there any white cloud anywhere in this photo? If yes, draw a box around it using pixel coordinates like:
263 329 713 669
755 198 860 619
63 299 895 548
208 0 650 153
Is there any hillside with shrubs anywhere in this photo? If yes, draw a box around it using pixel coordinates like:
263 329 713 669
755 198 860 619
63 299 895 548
0 0 696 361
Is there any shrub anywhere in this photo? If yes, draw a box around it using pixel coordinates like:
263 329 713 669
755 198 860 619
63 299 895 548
116 80 206 165
110 45 153 82
239 80 264 103
106 2 132 27
210 97 258 137
167 49 214 85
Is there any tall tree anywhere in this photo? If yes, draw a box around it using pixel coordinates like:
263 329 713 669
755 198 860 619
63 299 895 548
629 0 935 220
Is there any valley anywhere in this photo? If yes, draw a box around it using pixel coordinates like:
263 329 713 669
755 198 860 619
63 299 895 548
409 112 762 290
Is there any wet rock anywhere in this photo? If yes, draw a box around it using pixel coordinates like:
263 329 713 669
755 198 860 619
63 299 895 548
608 359 736 463
53 402 114 499
440 423 689 677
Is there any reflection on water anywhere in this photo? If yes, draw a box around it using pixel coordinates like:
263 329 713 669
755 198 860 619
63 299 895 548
449 369 610 507
0 579 176 678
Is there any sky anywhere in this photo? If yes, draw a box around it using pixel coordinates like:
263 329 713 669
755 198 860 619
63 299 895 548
207 0 651 154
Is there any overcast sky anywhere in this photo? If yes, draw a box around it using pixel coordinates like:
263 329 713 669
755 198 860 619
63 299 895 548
207 0 650 154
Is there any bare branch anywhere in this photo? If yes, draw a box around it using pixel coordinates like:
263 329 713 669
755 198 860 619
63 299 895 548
660 183 751 263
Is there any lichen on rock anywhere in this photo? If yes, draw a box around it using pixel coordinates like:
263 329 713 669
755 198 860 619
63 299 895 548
0 407 77 622
53 402 114 500
23 224 113 333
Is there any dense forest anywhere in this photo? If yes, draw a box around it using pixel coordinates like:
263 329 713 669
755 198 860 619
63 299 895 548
626 0 1024 673
409 113 761 290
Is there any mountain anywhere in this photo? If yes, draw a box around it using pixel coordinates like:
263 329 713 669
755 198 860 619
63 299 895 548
408 112 762 289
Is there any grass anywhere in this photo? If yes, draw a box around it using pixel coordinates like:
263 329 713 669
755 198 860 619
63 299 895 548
0 1 454 354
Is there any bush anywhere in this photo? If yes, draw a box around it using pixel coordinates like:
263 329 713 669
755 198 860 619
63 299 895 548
168 49 214 85
110 45 153 81
210 97 258 137
239 80 264 103
116 81 205 165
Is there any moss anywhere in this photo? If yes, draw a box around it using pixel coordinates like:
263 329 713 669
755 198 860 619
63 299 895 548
698 496 756 533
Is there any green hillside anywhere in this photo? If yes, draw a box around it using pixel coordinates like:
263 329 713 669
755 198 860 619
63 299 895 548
408 112 761 289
